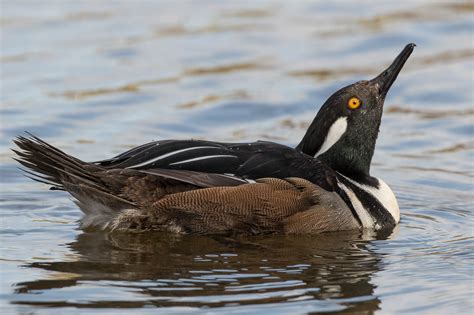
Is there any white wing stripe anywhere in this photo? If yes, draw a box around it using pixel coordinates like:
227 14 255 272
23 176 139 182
220 173 257 184
126 146 219 168
169 155 238 166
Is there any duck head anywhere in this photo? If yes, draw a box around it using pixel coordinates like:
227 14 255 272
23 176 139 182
296 43 415 181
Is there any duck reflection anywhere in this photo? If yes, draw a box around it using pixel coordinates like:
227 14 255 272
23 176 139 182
14 228 397 312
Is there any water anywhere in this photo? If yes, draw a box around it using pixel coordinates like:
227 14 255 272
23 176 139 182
1 1 473 314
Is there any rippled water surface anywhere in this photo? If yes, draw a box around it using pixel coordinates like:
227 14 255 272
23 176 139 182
1 1 473 314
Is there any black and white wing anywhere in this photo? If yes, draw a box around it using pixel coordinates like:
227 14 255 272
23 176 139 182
95 140 282 173
94 139 338 191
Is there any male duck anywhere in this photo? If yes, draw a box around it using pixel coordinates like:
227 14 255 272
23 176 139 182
14 44 415 235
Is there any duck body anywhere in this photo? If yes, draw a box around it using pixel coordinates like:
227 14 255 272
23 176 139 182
13 44 415 235
14 136 396 235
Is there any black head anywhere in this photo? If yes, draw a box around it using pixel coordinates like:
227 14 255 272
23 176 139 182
296 43 415 180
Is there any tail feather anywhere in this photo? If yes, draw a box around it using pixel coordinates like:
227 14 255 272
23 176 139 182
13 134 140 230
17 166 61 188
13 135 98 188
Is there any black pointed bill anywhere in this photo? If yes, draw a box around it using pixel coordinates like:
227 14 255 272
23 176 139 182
372 43 416 97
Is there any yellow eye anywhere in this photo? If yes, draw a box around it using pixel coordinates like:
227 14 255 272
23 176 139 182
348 97 361 109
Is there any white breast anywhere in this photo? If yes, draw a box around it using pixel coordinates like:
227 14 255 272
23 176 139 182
359 178 400 224
337 181 376 228
337 175 400 228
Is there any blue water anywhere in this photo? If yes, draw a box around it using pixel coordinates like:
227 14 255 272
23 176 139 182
1 1 473 314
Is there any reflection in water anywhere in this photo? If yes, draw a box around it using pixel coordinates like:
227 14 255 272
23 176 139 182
14 229 396 312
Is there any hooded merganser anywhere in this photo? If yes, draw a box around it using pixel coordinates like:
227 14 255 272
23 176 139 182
13 44 415 235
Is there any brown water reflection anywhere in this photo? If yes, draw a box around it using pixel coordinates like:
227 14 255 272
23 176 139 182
14 230 395 312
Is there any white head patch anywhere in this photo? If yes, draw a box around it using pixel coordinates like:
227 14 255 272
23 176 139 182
315 117 348 157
